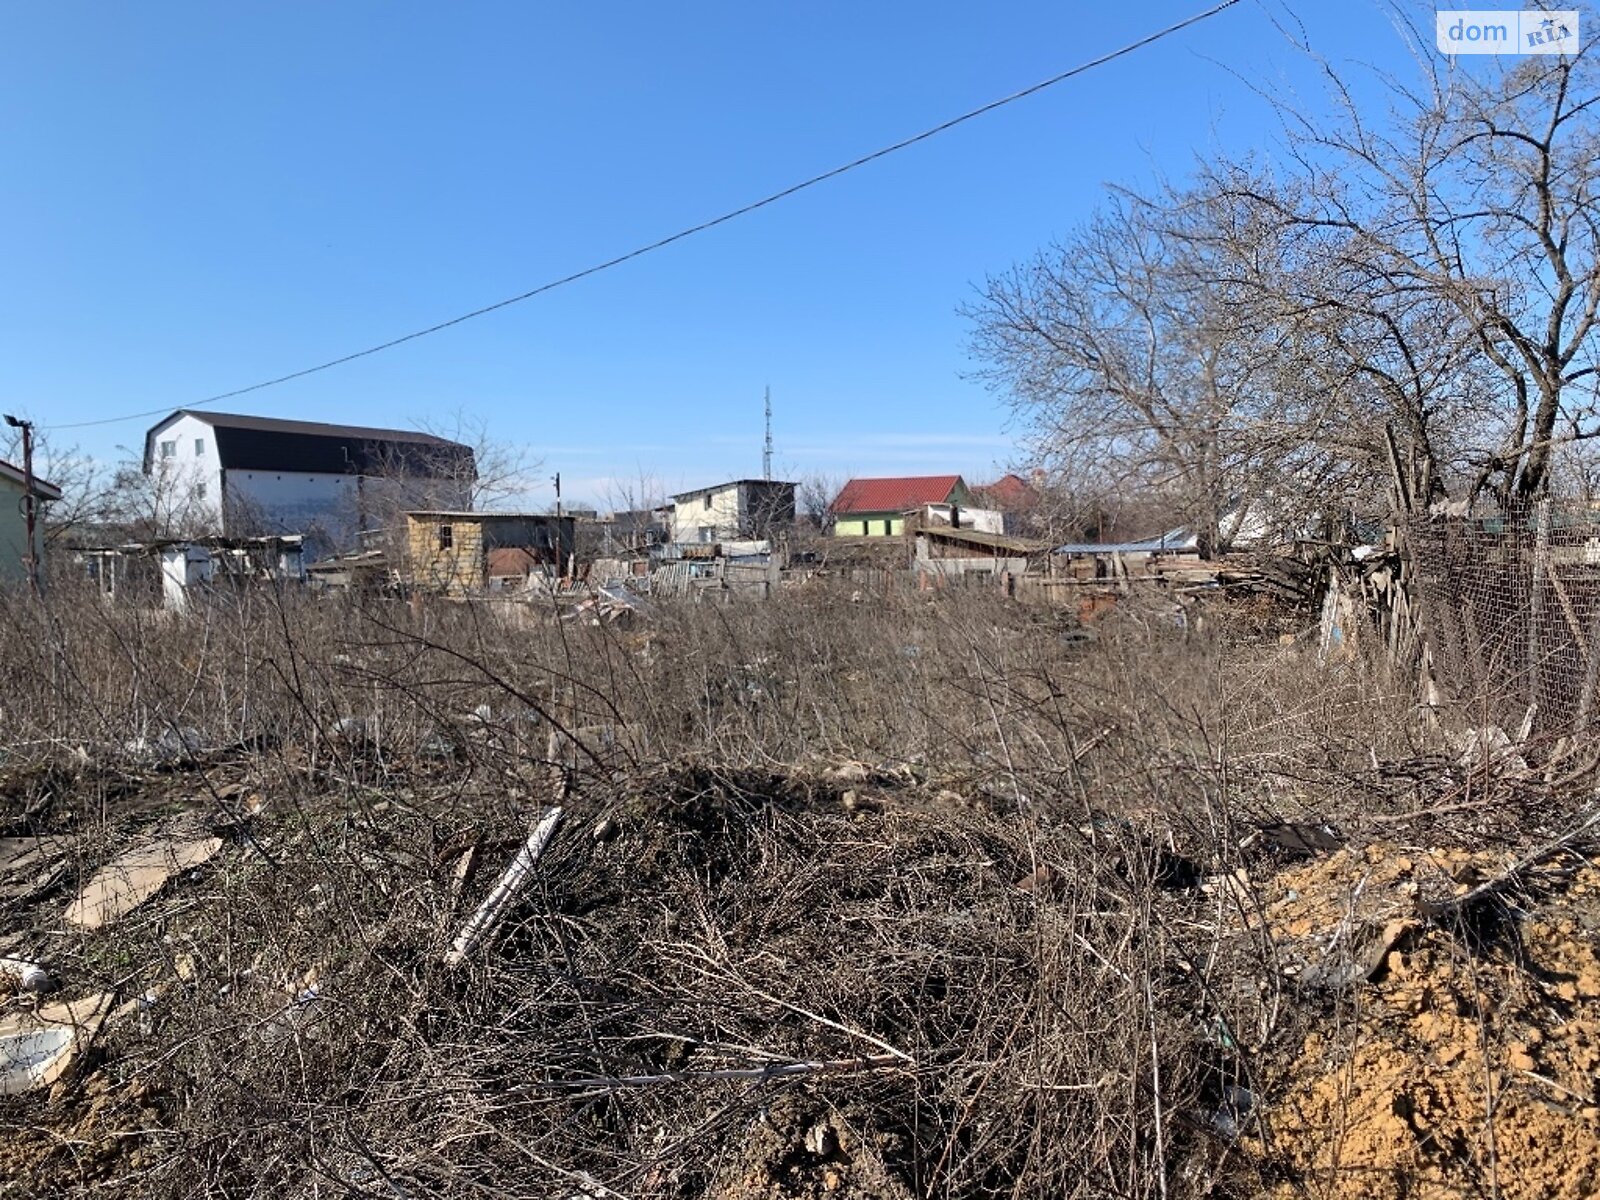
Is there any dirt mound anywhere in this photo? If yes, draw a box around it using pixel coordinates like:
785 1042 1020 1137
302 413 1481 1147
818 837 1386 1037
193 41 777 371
1255 843 1600 1199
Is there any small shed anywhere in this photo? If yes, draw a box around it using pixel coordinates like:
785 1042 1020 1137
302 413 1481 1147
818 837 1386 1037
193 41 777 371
405 511 576 593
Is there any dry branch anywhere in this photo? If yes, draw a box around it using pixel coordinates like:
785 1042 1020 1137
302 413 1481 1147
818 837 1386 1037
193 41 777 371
443 806 564 968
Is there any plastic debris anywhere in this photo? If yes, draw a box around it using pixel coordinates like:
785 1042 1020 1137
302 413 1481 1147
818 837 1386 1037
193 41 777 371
0 956 51 994
0 993 112 1096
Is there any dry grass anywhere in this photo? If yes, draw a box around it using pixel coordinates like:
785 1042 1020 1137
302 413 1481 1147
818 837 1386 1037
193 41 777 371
0 578 1581 1198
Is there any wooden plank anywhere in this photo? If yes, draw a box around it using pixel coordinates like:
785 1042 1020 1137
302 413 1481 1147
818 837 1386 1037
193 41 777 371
1549 567 1589 657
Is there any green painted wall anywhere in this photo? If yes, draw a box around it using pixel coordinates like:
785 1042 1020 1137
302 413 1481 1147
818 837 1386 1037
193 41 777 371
834 514 904 537
0 478 32 584
833 481 969 537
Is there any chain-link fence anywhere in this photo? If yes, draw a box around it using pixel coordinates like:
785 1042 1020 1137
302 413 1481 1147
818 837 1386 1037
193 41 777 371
1405 499 1600 736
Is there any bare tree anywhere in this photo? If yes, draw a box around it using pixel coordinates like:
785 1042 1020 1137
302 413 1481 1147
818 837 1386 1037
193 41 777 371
95 453 216 542
318 411 542 557
966 189 1343 557
1216 23 1600 507
0 424 114 545
416 409 540 511
971 24 1600 541
796 471 847 535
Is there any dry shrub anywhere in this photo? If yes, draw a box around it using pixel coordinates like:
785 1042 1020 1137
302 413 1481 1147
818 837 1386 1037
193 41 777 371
0 577 1564 1199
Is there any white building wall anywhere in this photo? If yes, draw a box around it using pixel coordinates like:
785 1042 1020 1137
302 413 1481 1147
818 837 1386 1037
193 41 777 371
145 413 475 554
672 485 745 543
921 503 1005 534
147 413 225 528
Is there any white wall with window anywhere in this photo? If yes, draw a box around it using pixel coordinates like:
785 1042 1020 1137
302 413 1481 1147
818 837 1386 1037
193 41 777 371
147 413 224 528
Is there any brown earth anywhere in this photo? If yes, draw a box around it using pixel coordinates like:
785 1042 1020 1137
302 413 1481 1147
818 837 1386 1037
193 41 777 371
1254 843 1600 1200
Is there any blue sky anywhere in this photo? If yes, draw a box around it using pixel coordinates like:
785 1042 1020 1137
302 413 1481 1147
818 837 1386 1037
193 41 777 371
1 1 1436 507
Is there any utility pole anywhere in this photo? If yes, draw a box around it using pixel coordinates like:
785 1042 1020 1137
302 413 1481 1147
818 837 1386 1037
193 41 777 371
4 414 39 597
763 386 773 481
552 471 565 580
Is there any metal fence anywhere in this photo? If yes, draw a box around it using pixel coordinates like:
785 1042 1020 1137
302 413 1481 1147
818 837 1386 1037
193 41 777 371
1406 499 1600 736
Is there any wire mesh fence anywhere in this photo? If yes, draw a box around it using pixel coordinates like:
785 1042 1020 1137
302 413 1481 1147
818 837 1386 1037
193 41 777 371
1405 499 1600 737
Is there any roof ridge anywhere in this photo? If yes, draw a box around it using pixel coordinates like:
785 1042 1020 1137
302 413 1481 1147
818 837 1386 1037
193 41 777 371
175 409 463 446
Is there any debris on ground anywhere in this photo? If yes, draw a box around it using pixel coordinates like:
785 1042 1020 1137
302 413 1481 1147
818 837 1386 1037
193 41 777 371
0 993 112 1096
64 822 223 929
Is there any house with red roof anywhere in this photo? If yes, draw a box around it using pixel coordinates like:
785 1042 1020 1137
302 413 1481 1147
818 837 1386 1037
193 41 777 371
972 472 1040 511
830 475 970 538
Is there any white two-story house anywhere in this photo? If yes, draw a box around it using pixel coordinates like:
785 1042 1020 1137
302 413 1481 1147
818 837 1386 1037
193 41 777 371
142 410 475 554
669 479 796 544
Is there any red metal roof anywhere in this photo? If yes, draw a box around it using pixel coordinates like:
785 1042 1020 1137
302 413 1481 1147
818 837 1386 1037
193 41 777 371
832 475 964 514
973 473 1037 508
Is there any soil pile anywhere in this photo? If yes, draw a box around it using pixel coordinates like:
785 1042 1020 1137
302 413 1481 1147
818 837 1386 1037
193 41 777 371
1257 842 1600 1200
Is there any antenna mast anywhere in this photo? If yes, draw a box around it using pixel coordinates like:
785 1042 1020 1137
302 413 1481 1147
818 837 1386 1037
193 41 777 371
763 385 773 480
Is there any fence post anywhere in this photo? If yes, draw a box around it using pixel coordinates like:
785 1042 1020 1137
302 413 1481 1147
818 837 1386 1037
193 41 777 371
1530 498 1552 717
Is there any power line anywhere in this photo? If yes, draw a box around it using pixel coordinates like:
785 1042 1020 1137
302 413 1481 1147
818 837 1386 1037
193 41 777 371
59 0 1243 432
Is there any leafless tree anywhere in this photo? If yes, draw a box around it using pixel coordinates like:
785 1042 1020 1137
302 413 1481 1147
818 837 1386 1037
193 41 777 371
416 409 540 511
0 424 114 545
966 189 1344 557
1215 19 1600 507
324 411 542 558
970 22 1600 539
89 451 216 542
796 471 847 534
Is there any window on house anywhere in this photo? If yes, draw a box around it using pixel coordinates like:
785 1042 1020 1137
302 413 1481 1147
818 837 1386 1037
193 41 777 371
195 483 207 500
159 440 176 458
195 438 205 455
703 495 712 509
438 524 453 550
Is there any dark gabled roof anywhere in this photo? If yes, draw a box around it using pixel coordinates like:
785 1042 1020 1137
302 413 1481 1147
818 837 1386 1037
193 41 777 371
832 474 965 515
0 458 63 500
145 409 476 477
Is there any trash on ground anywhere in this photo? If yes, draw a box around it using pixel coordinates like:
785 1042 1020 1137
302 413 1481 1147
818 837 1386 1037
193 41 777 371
64 826 224 929
0 992 112 1096
443 806 564 968
0 955 51 994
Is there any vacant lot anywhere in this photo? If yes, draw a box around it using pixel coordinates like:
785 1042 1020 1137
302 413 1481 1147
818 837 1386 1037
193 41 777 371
0 582 1592 1199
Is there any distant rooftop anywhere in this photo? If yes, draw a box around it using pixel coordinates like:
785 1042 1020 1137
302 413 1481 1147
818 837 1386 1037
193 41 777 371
0 458 62 500
672 478 797 501
145 409 474 477
832 474 965 514
405 510 569 520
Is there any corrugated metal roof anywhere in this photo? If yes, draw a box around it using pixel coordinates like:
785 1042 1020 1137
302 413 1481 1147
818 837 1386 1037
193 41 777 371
1055 526 1197 555
832 475 964 514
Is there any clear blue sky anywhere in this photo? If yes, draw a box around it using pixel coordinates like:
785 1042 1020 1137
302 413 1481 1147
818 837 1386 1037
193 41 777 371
1 1 1432 507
